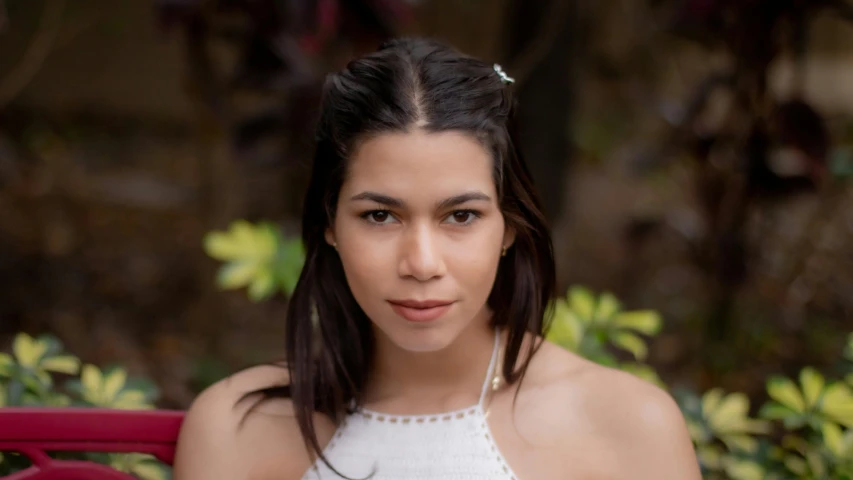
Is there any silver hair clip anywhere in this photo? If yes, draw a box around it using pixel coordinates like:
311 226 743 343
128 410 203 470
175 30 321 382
493 63 515 84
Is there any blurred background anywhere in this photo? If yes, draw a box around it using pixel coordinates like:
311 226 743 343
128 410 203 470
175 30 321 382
1 0 852 428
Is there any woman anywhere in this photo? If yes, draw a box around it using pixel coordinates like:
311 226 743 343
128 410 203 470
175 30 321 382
174 37 701 479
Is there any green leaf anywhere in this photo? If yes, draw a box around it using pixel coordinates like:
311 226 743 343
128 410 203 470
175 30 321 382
6 379 24 406
844 334 853 362
820 382 853 428
40 355 81 375
594 292 621 323
0 352 14 376
123 376 161 402
567 286 596 323
702 388 725 416
80 364 103 401
612 310 662 335
20 370 49 393
823 422 845 458
800 368 825 409
685 418 706 445
112 390 152 409
768 376 806 413
275 237 306 296
759 403 797 421
545 299 585 351
723 457 765 480
203 231 244 260
37 335 64 358
247 266 276 301
46 391 72 407
720 433 758 453
13 333 47 369
102 368 127 403
216 261 259 289
784 455 807 476
131 461 168 480
707 392 750 434
806 449 826 478
611 331 647 361
203 220 276 261
697 444 724 469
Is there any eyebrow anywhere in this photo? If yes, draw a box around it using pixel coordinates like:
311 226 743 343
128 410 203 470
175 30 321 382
349 191 492 210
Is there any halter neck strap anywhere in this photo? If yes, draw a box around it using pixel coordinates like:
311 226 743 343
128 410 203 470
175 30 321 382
477 329 501 407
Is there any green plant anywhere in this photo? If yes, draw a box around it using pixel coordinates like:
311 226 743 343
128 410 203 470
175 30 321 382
544 286 853 480
0 332 168 480
203 220 305 301
546 285 664 387
677 388 771 480
756 367 853 479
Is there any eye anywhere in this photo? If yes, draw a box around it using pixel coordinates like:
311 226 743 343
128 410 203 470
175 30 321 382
445 210 481 226
361 210 397 225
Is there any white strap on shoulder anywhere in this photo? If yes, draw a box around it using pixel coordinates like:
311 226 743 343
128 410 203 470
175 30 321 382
478 328 501 406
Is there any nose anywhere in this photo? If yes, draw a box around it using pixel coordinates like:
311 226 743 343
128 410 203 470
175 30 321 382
397 224 445 281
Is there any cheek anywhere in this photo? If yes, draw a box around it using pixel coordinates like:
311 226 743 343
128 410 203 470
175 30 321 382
336 232 390 305
446 243 502 297
342 255 384 289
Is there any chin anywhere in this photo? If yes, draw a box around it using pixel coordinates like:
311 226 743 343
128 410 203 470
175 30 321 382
372 319 461 353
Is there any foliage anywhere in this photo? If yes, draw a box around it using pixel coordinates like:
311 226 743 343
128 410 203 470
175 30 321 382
548 288 853 480
0 333 169 480
204 220 305 301
546 285 665 387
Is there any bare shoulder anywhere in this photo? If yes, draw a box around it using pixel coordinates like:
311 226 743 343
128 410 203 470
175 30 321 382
173 364 335 480
522 340 702 479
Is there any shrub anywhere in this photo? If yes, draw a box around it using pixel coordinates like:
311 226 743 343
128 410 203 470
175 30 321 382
548 286 853 480
0 333 168 479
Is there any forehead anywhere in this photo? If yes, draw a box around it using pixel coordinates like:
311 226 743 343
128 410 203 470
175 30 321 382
343 129 495 198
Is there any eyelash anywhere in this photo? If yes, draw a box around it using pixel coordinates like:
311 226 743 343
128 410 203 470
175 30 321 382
360 209 482 226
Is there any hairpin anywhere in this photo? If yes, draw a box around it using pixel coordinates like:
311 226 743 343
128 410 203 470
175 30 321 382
493 64 515 84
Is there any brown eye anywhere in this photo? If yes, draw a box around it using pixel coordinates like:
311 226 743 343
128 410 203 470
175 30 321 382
445 210 481 226
371 211 389 222
361 210 396 224
453 212 471 223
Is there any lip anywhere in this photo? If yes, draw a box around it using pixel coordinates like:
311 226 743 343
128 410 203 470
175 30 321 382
388 299 454 323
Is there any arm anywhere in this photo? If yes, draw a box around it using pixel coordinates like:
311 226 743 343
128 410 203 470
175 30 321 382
172 380 246 479
603 374 702 479
173 365 321 480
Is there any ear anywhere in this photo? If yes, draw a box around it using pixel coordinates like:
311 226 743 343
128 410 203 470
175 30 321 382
325 227 337 248
502 225 516 251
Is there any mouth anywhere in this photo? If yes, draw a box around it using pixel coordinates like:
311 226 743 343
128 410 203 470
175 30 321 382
387 299 455 323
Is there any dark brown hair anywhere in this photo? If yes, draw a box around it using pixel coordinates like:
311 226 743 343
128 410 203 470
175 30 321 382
244 37 556 476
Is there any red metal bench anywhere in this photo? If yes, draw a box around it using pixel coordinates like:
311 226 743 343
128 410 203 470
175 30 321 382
0 408 184 480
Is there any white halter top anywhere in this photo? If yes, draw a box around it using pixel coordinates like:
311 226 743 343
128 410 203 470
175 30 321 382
301 329 518 479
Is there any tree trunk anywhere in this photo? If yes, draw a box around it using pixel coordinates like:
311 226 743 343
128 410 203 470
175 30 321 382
501 0 578 224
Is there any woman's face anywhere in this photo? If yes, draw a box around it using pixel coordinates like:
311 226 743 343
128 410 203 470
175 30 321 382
327 129 514 353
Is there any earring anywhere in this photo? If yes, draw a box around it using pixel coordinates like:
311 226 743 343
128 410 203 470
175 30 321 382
501 246 508 257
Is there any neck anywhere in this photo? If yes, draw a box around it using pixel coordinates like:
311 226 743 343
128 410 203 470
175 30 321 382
365 312 497 413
